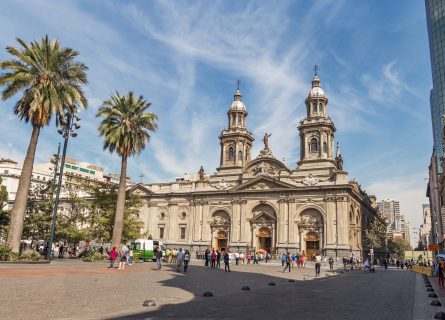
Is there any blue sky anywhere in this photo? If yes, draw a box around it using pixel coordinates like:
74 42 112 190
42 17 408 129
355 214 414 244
0 0 432 239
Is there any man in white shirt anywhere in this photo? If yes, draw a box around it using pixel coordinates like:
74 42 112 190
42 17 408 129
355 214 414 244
235 252 240 265
176 248 185 272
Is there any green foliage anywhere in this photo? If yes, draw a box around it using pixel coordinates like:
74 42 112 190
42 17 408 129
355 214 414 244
387 238 411 258
19 249 42 261
23 180 54 242
85 182 145 243
82 251 107 262
364 216 387 249
0 176 10 240
0 244 16 261
0 35 88 127
96 91 158 159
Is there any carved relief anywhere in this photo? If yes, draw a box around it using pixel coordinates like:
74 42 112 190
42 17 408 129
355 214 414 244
252 162 278 176
210 179 236 190
302 173 319 186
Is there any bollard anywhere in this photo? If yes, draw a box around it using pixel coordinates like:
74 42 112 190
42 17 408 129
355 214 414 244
431 300 442 306
434 311 445 319
427 288 435 292
288 279 295 283
242 286 250 291
268 282 276 286
142 300 156 307
203 292 213 297
429 293 438 298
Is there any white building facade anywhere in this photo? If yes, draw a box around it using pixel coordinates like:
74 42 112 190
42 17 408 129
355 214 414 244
130 75 381 258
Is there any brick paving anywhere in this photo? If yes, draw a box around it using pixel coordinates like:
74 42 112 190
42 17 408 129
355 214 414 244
0 260 416 319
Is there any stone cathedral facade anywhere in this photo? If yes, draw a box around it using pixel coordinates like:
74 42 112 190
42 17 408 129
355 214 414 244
130 74 380 258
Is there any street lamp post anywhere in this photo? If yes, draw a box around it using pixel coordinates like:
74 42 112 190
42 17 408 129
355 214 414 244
47 112 81 261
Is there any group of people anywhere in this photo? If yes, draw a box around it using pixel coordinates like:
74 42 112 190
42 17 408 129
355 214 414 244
280 253 308 268
107 245 135 270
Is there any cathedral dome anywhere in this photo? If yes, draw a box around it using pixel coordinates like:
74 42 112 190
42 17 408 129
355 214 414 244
307 76 325 98
230 89 246 111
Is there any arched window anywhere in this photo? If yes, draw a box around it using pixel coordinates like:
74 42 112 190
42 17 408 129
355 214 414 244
238 114 242 126
310 138 318 152
245 149 249 160
238 150 243 160
227 147 234 160
232 114 236 126
323 142 327 152
318 103 323 113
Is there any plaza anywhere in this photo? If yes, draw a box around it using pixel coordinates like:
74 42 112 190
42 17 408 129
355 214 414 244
0 259 437 320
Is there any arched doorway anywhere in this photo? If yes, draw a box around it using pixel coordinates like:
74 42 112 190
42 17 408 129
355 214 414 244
257 227 272 251
215 230 228 251
210 210 231 250
304 231 320 259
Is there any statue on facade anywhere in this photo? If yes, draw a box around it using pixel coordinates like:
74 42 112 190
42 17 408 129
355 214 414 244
335 154 343 171
198 165 205 181
263 133 272 150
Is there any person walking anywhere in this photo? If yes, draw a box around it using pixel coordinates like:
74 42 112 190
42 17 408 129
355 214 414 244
363 258 371 272
281 253 286 267
216 250 221 268
291 253 296 268
205 249 210 267
211 250 217 268
156 248 163 269
183 250 190 273
253 252 259 264
118 246 128 270
128 248 134 266
108 246 118 269
328 257 334 270
283 253 291 273
177 248 185 272
235 251 240 265
58 245 64 258
224 250 230 272
315 252 322 277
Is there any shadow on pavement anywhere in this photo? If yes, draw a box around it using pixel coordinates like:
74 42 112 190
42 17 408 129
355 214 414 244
105 265 415 320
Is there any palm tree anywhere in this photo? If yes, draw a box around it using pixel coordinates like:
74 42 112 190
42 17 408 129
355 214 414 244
0 36 88 253
97 91 157 248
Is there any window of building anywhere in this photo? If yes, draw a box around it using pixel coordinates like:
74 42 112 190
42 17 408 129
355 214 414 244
238 150 243 160
318 103 323 113
180 227 186 240
159 227 164 239
227 147 234 161
323 142 327 153
310 138 318 152
238 114 242 125
232 114 236 126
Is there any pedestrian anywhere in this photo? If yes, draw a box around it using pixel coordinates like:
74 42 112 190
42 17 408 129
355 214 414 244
108 246 118 268
99 245 104 255
253 252 259 264
205 249 210 267
315 252 322 276
156 248 163 269
235 251 240 265
211 250 217 268
281 253 286 267
128 248 134 266
183 250 190 273
328 256 334 270
216 250 221 268
363 258 371 272
118 246 128 270
383 259 388 270
438 259 444 288
224 250 230 272
291 253 296 268
349 257 354 271
240 252 245 264
301 254 306 268
58 245 64 258
177 248 185 272
283 253 291 273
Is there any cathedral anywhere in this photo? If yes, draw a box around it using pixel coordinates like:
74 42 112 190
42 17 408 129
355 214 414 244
130 71 379 258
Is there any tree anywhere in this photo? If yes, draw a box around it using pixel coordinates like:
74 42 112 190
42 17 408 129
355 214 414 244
0 36 88 252
0 177 10 242
22 180 53 243
387 237 411 259
96 91 157 247
85 182 145 244
364 216 387 250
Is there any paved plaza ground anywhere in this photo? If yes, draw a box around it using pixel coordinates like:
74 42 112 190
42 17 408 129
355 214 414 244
0 259 442 319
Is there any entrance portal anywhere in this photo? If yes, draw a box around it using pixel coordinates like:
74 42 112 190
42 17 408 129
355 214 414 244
305 231 320 260
257 227 272 251
215 230 228 251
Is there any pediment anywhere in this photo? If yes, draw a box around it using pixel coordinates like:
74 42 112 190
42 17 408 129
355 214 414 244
250 211 277 223
243 157 291 177
127 183 154 196
231 176 296 191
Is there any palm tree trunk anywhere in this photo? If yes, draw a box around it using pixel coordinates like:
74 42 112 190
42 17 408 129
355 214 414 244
111 155 127 248
7 125 40 253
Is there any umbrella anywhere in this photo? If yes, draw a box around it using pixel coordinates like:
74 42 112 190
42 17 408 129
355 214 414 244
257 249 267 254
437 253 445 259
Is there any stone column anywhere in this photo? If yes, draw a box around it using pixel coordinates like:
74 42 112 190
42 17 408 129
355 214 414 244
278 199 287 244
288 200 296 244
300 133 304 161
318 130 322 157
325 197 336 245
231 199 240 244
240 200 247 243
337 196 349 246
168 203 177 241
193 201 202 242
201 202 209 242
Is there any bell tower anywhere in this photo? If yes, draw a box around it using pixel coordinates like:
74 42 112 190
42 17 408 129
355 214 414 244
217 81 254 174
297 67 337 169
